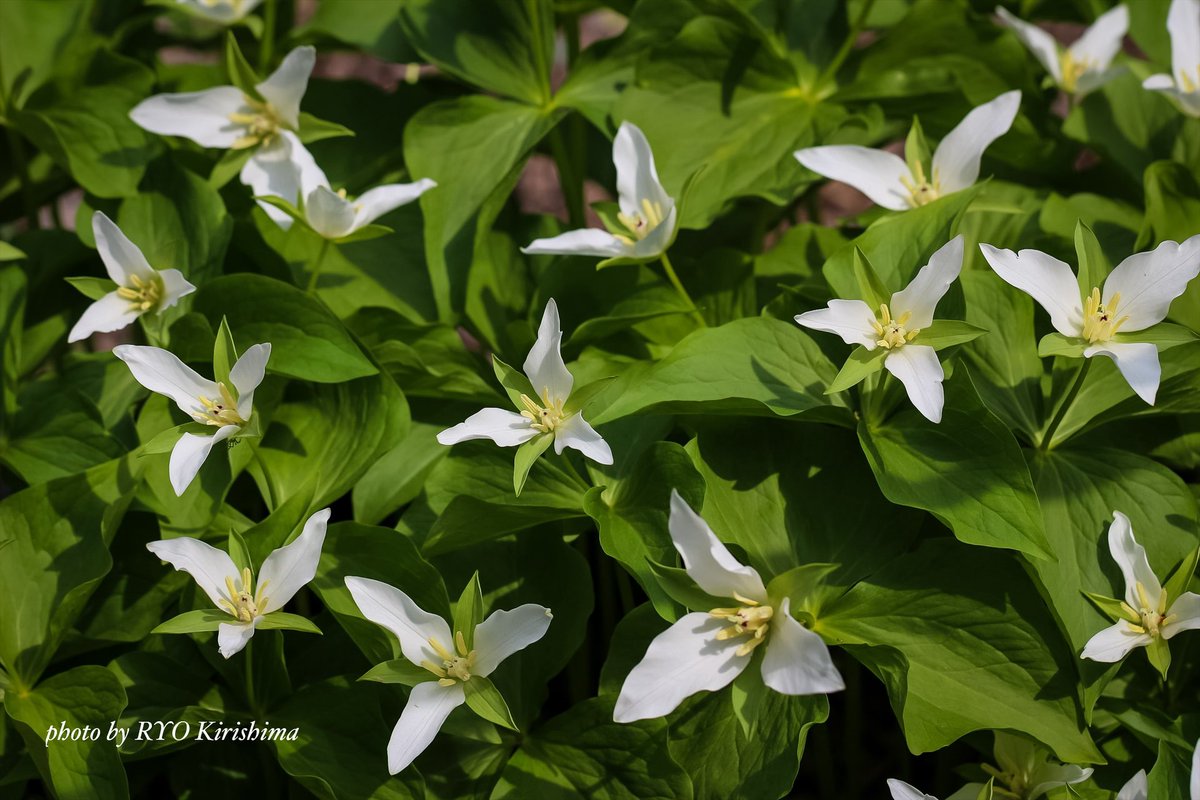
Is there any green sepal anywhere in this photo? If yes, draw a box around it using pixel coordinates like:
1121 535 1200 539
152 609 231 634
590 201 627 237
254 613 322 634
1163 547 1200 605
730 659 767 738
139 423 208 456
827 346 887 394
1115 323 1200 351
1082 591 1138 624
645 558 724 612
513 432 553 496
335 224 392 243
210 148 254 189
463 675 518 731
916 320 987 351
0 241 27 261
767 563 839 615
491 355 536 407
562 376 616 414
224 32 262 98
596 254 654 270
213 316 239 386
297 112 355 144
1038 333 1086 358
976 777 995 800
253 195 307 227
853 247 890 310
904 116 930 179
1146 635 1171 679
453 572 485 650
65 276 118 301
1074 221 1111 296
228 527 252 573
359 659 433 687
237 14 264 38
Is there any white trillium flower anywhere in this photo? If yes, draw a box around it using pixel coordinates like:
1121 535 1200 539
130 46 320 228
979 236 1200 404
436 298 613 465
345 576 552 774
1115 738 1200 800
522 122 677 262
959 732 1093 800
794 91 1020 211
1144 0 1200 116
147 508 329 658
887 780 938 800
795 235 965 423
1081 511 1200 662
613 492 844 723
996 5 1128 96
114 342 271 495
173 0 264 24
69 212 196 343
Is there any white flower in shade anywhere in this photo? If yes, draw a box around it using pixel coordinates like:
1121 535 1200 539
959 733 1093 800
887 780 938 800
795 236 965 423
1117 770 1148 800
1144 0 1200 116
281 157 436 239
68 212 195 343
996 5 1128 96
1081 511 1200 663
173 0 264 24
114 342 271 495
522 122 677 262
794 91 1020 211
345 576 552 774
613 492 843 723
130 46 320 227
147 508 329 658
979 236 1200 404
436 298 613 465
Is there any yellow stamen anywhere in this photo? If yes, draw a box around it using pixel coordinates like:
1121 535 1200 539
227 96 286 150
219 566 263 622
192 382 247 428
899 162 941 207
869 304 920 349
424 632 477 684
1058 51 1094 93
1129 580 1170 639
518 389 567 433
708 598 774 656
613 197 666 244
1081 287 1129 343
116 272 164 313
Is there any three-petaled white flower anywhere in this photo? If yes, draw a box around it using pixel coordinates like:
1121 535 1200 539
996 5 1128 97
436 298 613 465
114 341 271 495
1116 738 1200 799
1144 0 1200 116
130 46 320 228
522 122 677 263
1081 511 1200 663
886 780 937 800
147 508 329 658
959 732 1093 800
68 212 195 343
613 492 844 723
979 235 1200 404
345 576 552 774
795 236 966 423
794 91 1020 211
172 0 263 24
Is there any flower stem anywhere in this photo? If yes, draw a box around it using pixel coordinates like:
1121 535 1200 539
818 0 877 86
5 125 39 230
1040 358 1091 450
548 126 585 229
306 237 331 295
257 0 277 73
659 251 706 327
244 635 260 716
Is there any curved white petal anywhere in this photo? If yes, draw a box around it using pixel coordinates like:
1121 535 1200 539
884 345 945 423
668 490 766 602
794 299 878 350
169 424 239 496
1084 341 1161 405
471 605 553 677
1191 738 1200 800
217 618 258 659
1081 621 1150 661
146 535 238 608
890 235 964 328
230 342 271 420
521 228 630 259
1028 766 1094 800
174 0 264 22
1069 5 1129 71
629 202 677 261
995 7 1063 82
613 612 750 723
435 408 538 448
344 576 453 668
93 211 154 284
130 87 249 148
1144 73 1177 91
887 779 939 800
523 298 574 405
256 508 330 614
932 90 1020 194
613 121 672 218
255 46 315 129
157 269 197 312
387 681 464 774
794 146 911 211
1170 0 1200 89
1163 592 1200 639
1145 79 1200 117
113 344 218 416
1103 236 1200 331
1117 770 1148 800
241 132 327 227
1108 511 1163 608
305 186 357 239
68 293 143 343
978 244 1083 336
552 413 613 465
352 179 437 229
760 599 844 695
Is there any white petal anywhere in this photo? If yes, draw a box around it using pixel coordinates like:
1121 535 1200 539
1163 592 1200 639
1107 511 1164 609
521 228 630 259
92 211 154 284
1028 766 1094 800
174 0 264 22
1170 0 1200 89
146 535 238 608
471 605 553 677
1102 236 1200 331
230 342 271 421
241 132 327 226
352 179 437 229
1081 621 1151 662
887 779 939 800
890 235 964 328
130 87 249 148
344 576 453 668
1191 737 1200 800
932 90 1020 194
305 186 357 239
1084 341 1161 405
255 46 315 129
613 612 750 723
995 7 1063 82
1117 770 1148 800
217 619 258 659
884 345 945 423
386 681 464 774
668 490 766 601
112 344 218 416
553 413 613 465
68 293 143 343
978 244 1083 336
760 599 844 695
630 203 677 260
435 408 538 448
613 121 672 218
794 299 878 350
169 424 239 496
794 146 912 211
1142 77 1200 117
256 508 329 613
522 298 574 405
157 269 197 312
1068 4 1129 71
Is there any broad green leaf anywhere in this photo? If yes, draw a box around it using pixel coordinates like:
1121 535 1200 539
108 649 227 758
352 421 447 526
294 0 414 61
0 0 95 106
1147 739 1193 797
2 380 125 484
254 612 322 634
463 676 517 731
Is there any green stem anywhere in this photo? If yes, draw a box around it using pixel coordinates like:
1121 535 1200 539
818 0 877 86
244 635 260 716
659 251 706 327
5 126 39 230
257 0 277 73
548 126 585 228
527 0 553 104
306 237 331 294
1040 358 1091 450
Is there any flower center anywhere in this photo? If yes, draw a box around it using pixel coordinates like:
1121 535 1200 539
1122 580 1174 639
193 382 247 427
1081 287 1129 343
116 273 163 313
981 765 1029 799
613 198 666 245
228 97 285 150
709 593 774 657
870 304 920 349
1058 51 1094 93
422 631 477 687
519 389 568 433
219 567 269 622
1182 67 1200 93
900 161 941 208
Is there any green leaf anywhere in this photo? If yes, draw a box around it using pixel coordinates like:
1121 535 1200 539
1038 332 1086 358
767 564 840 613
645 559 723 613
151 608 231 634
1148 739 1194 797
513 431 553 496
915 320 987 351
1074 220 1110 295
254 612 322 634
1082 591 1136 623
1164 547 1199 605
65 276 117 301
352 420 447 525
359 659 432 688
453 572 485 650
827 346 888 394
463 675 518 731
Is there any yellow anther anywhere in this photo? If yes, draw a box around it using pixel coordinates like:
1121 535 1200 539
900 162 941 208
193 382 247 428
518 390 567 433
219 566 263 622
1059 51 1094 93
227 96 286 150
425 633 476 684
455 630 469 657
1081 287 1129 343
1183 68 1200 94
870 304 919 349
116 272 164 313
1131 580 1169 639
708 599 774 654
613 198 667 244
